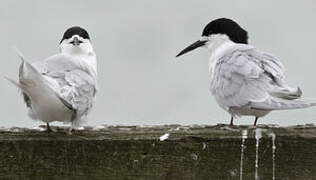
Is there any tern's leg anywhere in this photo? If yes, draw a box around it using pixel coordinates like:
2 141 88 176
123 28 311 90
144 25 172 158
230 117 234 126
46 123 52 133
254 117 259 127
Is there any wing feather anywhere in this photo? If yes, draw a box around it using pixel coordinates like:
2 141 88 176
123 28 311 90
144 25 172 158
211 45 301 111
32 54 97 120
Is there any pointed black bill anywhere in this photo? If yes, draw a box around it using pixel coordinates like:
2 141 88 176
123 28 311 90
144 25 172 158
176 40 207 57
70 37 82 46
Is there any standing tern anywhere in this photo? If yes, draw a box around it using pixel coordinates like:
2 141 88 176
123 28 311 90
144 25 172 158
6 26 97 132
176 18 316 126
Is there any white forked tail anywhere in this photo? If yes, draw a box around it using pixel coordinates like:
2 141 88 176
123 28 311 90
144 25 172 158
6 51 74 123
6 52 42 87
5 49 37 87
252 97 316 110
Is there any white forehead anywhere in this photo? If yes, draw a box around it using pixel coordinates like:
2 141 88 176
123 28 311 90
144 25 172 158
60 35 90 45
65 35 86 41
200 34 230 41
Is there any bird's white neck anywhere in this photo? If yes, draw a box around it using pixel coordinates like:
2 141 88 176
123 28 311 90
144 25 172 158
204 34 234 55
59 41 97 77
80 53 98 80
59 42 94 56
205 34 235 74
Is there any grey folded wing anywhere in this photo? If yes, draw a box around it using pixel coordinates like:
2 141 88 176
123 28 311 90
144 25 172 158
32 54 82 74
32 54 97 119
63 69 96 117
211 45 301 110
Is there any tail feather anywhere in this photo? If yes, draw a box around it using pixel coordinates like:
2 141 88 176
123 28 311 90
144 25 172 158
5 49 46 108
270 87 302 100
5 49 42 89
4 48 29 88
13 46 26 62
14 51 74 111
6 49 76 122
4 76 22 88
18 58 42 83
252 97 316 110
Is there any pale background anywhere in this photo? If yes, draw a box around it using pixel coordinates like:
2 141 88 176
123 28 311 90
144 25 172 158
1 1 316 127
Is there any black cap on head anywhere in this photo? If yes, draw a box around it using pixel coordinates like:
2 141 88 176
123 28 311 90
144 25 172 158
202 18 248 44
60 26 90 44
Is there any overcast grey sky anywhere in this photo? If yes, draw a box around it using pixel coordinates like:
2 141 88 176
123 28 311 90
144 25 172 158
1 0 316 127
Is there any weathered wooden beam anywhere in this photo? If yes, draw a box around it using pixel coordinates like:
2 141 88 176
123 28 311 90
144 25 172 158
0 124 315 179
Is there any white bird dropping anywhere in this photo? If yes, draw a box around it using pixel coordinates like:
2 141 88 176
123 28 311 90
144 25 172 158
159 133 170 141
268 132 276 180
240 129 248 180
255 128 262 180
